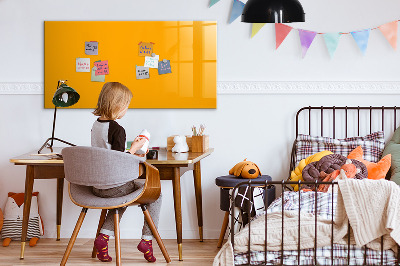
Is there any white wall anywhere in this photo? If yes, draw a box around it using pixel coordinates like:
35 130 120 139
1 0 400 240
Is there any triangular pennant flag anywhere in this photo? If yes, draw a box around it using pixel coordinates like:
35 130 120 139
323 33 341 58
378 21 398 50
209 0 220 7
298 29 317 58
251 23 266 38
275 23 293 49
229 0 245 24
351 29 370 55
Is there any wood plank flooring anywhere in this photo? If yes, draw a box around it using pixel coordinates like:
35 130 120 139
0 239 222 265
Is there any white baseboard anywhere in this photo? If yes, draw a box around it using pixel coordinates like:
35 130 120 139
1 81 400 95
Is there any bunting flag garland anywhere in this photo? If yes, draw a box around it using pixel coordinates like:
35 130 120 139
378 21 398 50
298 29 317 58
229 0 245 24
209 0 220 8
275 23 293 49
207 3 400 57
351 29 370 55
251 23 266 38
323 33 341 58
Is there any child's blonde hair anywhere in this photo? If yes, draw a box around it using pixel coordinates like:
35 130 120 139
93 82 133 120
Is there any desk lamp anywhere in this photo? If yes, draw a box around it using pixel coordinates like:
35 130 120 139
241 0 305 23
38 80 80 154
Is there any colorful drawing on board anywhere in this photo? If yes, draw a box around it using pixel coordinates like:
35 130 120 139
94 60 109 75
144 56 159 69
136 66 150 79
85 41 98 55
138 42 154 57
158 60 172 75
91 66 105 82
76 58 90 72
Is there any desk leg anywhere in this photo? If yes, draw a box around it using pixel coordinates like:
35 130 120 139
56 178 64 241
172 167 183 261
193 161 203 242
20 165 35 259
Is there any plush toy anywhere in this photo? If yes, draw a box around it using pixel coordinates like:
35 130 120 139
1 192 44 247
172 135 189 153
348 146 391 180
289 150 333 191
229 159 261 179
317 160 360 193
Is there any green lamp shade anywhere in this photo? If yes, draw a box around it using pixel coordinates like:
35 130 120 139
52 83 80 107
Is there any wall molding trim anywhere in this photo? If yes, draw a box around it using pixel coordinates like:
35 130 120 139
1 81 400 95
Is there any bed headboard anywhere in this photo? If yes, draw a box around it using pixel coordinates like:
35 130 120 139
290 106 400 179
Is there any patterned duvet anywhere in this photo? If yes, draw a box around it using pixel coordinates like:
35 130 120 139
234 191 397 265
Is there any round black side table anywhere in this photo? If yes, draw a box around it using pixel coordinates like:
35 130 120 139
215 175 275 248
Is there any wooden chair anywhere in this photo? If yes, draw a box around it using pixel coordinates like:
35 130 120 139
60 146 171 265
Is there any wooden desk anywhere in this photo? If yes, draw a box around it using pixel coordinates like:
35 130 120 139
10 147 213 261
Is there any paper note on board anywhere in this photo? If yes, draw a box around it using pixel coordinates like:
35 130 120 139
94 60 109 75
144 56 159 69
138 42 154 57
136 66 150 79
158 60 172 75
91 66 105 82
76 58 90 72
85 41 98 55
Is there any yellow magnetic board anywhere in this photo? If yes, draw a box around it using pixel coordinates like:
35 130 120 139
44 21 217 109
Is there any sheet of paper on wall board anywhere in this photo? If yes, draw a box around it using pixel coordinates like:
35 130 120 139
91 66 105 82
94 60 109 75
138 42 154 57
136 66 150 79
76 58 90 72
158 60 172 75
144 56 159 69
85 41 98 55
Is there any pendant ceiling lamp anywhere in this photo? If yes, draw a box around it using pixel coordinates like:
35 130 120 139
241 0 305 23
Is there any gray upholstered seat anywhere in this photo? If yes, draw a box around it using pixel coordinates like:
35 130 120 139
60 146 170 265
69 181 144 208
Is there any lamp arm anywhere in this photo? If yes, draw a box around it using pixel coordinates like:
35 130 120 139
50 106 57 148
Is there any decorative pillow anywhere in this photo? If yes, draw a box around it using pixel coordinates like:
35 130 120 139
348 146 391 180
382 126 400 184
295 131 385 167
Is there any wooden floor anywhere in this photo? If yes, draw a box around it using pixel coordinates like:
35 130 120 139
0 239 221 265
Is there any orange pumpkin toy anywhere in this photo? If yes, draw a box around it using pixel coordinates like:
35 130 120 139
229 159 261 179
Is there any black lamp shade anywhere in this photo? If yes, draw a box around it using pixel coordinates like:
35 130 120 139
241 0 305 23
52 83 80 107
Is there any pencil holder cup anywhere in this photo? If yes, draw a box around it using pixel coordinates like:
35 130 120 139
191 135 209 153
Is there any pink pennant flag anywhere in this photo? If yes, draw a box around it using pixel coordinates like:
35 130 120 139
378 21 398 50
275 23 293 49
298 29 317 58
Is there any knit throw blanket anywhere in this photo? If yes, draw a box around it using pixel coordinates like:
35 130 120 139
213 179 400 266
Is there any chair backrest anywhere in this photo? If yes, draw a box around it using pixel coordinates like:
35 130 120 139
62 146 145 187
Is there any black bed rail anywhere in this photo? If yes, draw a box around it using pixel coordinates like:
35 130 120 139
230 179 400 266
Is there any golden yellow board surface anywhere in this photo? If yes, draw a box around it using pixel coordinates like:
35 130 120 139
44 21 217 109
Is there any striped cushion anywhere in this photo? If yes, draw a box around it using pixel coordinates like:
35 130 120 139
1 217 40 240
295 131 385 167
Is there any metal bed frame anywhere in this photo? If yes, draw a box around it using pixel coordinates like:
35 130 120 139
230 106 400 266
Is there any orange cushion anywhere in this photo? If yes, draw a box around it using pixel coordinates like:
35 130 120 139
347 146 391 180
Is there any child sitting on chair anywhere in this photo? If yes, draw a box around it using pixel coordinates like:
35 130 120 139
91 82 162 263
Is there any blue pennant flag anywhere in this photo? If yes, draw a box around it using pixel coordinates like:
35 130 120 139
229 0 245 24
323 33 341 58
351 29 371 55
209 0 220 7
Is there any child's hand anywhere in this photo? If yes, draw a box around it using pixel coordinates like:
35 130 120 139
129 137 147 154
134 148 149 157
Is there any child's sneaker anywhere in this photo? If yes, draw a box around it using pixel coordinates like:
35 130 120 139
137 239 156 262
94 233 112 262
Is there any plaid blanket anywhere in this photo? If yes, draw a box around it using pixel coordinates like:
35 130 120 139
234 191 397 265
